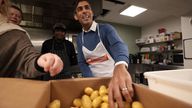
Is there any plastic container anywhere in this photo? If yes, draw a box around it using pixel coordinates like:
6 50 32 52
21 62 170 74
144 69 192 104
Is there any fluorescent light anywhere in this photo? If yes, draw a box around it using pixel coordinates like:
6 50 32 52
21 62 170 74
120 5 147 17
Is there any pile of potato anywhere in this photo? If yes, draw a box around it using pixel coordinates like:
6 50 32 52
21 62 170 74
71 85 144 108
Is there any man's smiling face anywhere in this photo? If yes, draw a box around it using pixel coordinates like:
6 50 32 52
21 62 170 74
75 1 93 29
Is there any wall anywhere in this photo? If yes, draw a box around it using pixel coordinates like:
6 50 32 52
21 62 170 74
24 27 52 51
141 16 185 66
181 16 192 68
97 20 141 54
141 16 181 38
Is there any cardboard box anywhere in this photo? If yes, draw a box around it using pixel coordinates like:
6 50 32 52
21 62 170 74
0 77 192 108
0 78 50 108
144 69 192 105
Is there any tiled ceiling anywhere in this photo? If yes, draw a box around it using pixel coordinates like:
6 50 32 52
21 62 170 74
98 0 192 27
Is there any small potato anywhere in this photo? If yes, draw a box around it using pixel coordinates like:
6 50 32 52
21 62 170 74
82 95 92 108
132 101 144 108
99 85 108 96
101 102 109 108
84 87 94 95
73 98 82 107
90 90 99 100
92 96 102 108
102 95 108 103
99 85 107 90
48 99 61 108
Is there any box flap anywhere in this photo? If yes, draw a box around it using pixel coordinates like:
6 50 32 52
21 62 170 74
51 77 110 108
0 78 50 108
134 84 192 108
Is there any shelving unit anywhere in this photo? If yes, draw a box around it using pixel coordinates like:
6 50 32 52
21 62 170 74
138 49 183 54
137 38 182 53
136 32 183 65
136 38 181 47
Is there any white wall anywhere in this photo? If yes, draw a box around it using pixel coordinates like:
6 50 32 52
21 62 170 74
141 16 184 65
97 20 141 54
181 16 192 68
24 27 52 51
112 24 141 54
141 16 181 38
141 16 192 68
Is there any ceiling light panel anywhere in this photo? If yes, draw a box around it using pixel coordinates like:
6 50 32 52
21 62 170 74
120 5 147 17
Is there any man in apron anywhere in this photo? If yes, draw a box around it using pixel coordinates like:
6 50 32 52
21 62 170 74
41 23 77 80
74 0 134 108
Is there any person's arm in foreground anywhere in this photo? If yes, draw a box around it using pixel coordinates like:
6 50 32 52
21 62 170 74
9 30 63 77
37 53 63 76
102 24 133 108
109 64 134 108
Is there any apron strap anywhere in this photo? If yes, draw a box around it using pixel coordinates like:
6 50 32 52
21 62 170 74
82 24 101 45
97 24 102 42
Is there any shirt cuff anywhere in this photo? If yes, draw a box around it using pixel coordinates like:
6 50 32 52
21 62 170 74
35 55 45 73
115 61 128 68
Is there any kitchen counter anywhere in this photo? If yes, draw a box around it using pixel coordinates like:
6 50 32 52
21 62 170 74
128 63 184 84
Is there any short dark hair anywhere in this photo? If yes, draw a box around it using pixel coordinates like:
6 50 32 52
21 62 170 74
74 0 96 20
74 0 91 14
53 23 66 33
75 0 90 6
10 5 23 19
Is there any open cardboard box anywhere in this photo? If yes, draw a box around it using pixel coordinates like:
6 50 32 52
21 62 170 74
0 77 192 108
0 78 50 108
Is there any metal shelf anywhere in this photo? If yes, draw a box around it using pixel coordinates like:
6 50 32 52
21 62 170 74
136 38 182 47
138 49 183 54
